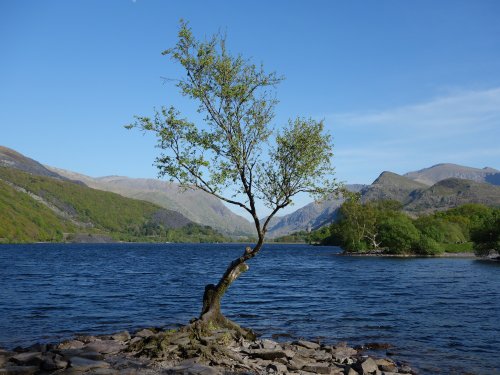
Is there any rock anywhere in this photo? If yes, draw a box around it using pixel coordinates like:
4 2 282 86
361 357 379 374
313 350 331 361
74 335 98 344
41 353 68 370
84 340 125 354
111 331 131 342
248 349 289 361
129 337 142 346
69 356 111 371
400 364 413 373
331 346 357 363
170 336 191 346
58 340 85 350
88 369 119 375
293 340 320 350
267 362 288 373
10 352 43 367
347 367 360 375
114 369 138 375
169 363 219 374
302 362 333 374
287 355 308 371
0 365 38 375
261 339 278 350
375 358 397 372
134 329 155 338
59 349 104 360
26 343 49 353
0 351 13 367
295 346 317 358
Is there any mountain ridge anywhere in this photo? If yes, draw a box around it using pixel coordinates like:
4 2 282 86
0 166 226 243
47 166 255 238
404 163 500 186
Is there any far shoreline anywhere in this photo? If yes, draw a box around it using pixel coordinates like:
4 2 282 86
338 251 478 258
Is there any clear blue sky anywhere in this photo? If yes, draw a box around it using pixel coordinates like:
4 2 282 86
1 0 499 214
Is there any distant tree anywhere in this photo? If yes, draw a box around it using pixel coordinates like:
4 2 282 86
331 197 405 252
471 209 500 257
127 21 337 336
414 216 467 244
377 213 420 254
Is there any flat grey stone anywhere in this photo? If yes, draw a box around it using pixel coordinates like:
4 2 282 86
0 366 38 375
376 358 397 372
41 353 68 370
69 356 110 371
135 329 155 338
115 369 139 375
267 362 288 373
302 363 332 374
0 350 14 367
361 357 379 374
112 331 131 342
84 340 125 354
332 346 357 363
10 352 43 367
248 349 288 361
294 340 320 350
59 349 104 360
58 340 85 350
287 355 308 371
170 336 191 346
170 363 219 374
261 339 278 350
88 369 119 375
313 350 331 361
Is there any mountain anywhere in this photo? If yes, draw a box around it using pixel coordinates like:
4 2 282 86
266 184 365 238
0 166 225 243
47 167 255 237
268 166 500 237
0 146 67 180
362 171 500 213
404 163 500 186
404 178 500 213
360 172 428 204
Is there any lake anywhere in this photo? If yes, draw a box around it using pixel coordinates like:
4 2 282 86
0 243 499 374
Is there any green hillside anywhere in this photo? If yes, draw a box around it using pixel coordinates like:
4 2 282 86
405 178 500 213
0 167 225 243
0 179 71 242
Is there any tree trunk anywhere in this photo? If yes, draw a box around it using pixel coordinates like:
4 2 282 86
195 241 263 339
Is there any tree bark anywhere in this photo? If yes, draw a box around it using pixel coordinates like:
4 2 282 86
196 240 264 339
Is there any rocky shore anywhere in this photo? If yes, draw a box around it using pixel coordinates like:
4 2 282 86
0 327 416 375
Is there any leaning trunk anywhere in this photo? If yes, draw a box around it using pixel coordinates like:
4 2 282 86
195 241 264 339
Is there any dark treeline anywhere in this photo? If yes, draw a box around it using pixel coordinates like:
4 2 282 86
290 197 499 256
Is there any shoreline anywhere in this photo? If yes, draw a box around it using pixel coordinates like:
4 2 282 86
0 327 416 375
338 251 477 258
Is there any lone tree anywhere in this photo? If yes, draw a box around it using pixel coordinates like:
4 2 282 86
127 22 338 337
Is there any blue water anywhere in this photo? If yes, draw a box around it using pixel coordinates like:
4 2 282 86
0 244 499 374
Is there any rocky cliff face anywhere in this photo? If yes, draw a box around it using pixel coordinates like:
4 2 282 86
0 146 66 180
266 185 365 238
404 163 500 186
360 172 427 205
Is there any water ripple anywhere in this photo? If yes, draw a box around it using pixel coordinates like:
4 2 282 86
0 243 499 374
